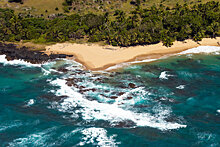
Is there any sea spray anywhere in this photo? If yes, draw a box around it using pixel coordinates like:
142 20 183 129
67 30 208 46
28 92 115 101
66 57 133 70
0 55 41 67
106 46 220 71
159 71 173 80
179 46 220 55
79 128 120 146
49 78 187 130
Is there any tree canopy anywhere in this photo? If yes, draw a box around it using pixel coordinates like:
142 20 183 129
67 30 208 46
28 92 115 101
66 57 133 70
0 1 220 47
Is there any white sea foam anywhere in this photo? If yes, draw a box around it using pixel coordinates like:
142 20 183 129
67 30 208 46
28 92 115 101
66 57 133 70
50 78 187 130
26 99 35 107
105 63 130 71
104 46 220 71
196 132 217 145
0 55 73 76
217 110 220 113
176 85 185 89
67 71 150 105
0 55 41 67
9 134 46 147
179 46 220 55
114 87 149 105
49 128 82 146
64 59 84 70
41 58 84 75
8 127 57 147
159 71 173 80
130 59 157 64
0 121 22 132
41 67 61 75
105 59 157 71
79 127 119 146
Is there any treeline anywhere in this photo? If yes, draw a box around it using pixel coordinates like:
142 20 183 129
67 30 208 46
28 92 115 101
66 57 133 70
0 1 220 47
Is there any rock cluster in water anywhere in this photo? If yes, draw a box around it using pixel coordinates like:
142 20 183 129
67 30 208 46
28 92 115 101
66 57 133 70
0 43 73 64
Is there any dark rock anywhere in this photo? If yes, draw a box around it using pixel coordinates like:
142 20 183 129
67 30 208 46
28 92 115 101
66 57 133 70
84 88 97 92
115 120 136 128
128 83 136 88
110 96 118 99
109 74 114 77
40 94 67 101
118 92 125 96
100 94 106 97
57 67 68 72
118 85 127 89
94 77 102 81
135 105 150 108
127 96 133 100
79 88 97 93
66 81 73 87
91 88 97 92
79 86 86 89
0 43 73 64
65 78 81 87
79 90 86 93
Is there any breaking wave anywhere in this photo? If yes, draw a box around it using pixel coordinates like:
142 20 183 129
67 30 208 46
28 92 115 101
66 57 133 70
159 71 173 80
8 127 57 147
79 127 120 146
0 121 23 132
0 55 41 67
179 46 220 55
49 78 186 131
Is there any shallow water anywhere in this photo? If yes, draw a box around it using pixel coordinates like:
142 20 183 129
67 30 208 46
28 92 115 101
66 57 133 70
0 46 220 146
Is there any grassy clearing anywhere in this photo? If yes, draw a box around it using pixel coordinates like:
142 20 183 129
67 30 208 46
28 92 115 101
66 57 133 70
0 0 64 17
1 0 220 17
64 0 220 15
20 0 63 15
142 0 220 8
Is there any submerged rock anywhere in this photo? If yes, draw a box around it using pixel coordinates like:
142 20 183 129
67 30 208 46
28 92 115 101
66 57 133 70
110 96 118 99
118 92 125 96
127 96 133 100
128 83 136 88
57 67 69 73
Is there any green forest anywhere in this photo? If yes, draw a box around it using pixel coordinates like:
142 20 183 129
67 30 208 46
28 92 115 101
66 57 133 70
0 1 220 47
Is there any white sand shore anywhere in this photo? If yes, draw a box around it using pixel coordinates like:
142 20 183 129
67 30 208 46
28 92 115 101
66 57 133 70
44 37 220 70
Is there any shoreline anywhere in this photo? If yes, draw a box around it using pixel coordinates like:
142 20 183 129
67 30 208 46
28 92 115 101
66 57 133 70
0 42 73 64
44 37 220 71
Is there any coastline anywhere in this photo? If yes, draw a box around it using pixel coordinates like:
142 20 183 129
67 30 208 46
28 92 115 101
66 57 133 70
0 42 73 64
44 37 220 71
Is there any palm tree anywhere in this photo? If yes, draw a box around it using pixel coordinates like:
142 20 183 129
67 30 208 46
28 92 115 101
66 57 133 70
207 22 219 38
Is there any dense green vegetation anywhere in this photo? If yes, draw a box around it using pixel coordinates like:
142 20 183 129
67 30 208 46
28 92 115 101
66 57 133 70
0 1 220 47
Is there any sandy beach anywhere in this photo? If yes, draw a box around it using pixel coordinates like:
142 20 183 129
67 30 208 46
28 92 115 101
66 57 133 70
44 37 220 70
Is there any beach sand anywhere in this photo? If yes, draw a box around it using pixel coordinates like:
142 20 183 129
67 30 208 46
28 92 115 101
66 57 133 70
44 37 220 70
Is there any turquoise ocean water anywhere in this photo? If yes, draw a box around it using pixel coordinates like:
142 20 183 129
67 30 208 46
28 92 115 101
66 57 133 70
0 46 220 146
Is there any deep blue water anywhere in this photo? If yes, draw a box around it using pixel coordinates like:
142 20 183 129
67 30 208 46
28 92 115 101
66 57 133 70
0 46 220 146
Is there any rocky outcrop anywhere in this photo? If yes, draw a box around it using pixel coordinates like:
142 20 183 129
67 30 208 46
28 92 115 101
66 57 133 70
0 43 73 64
128 83 136 88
